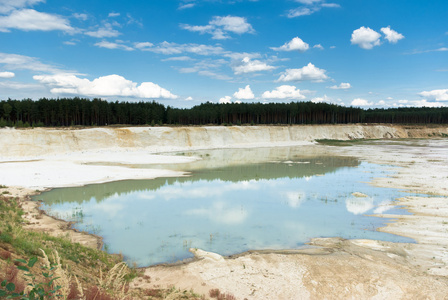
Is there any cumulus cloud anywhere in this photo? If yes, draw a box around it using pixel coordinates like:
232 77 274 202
419 89 448 101
94 40 134 51
271 37 309 52
0 71 15 78
233 85 255 99
311 95 332 103
313 44 324 50
219 95 232 104
351 98 373 106
262 85 306 100
351 26 381 49
0 9 74 33
329 82 351 89
380 26 404 43
232 57 276 75
85 23 120 38
181 15 254 39
33 74 178 99
277 63 328 82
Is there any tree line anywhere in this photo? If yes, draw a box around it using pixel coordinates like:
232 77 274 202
1 97 448 127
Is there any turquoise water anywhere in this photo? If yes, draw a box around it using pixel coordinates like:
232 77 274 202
35 148 415 267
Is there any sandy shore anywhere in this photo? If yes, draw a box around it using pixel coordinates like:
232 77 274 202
1 130 448 299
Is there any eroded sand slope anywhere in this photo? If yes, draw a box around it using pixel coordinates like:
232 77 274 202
1 124 447 158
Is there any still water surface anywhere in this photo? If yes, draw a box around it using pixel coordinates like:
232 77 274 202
35 147 415 266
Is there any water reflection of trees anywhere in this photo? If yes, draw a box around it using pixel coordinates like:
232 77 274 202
36 156 359 205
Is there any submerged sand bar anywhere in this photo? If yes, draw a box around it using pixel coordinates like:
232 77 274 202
1 124 448 299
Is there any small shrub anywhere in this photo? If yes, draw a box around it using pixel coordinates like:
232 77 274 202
209 289 237 300
145 288 163 297
84 285 114 300
209 288 221 298
0 249 11 260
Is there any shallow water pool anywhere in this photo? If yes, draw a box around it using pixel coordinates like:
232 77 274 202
35 147 415 266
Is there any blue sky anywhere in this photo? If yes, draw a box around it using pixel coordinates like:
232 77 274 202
0 0 447 108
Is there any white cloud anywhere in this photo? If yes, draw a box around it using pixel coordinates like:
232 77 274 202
378 100 386 105
0 52 64 73
321 3 340 8
94 41 134 51
162 56 192 62
178 3 196 10
329 82 351 89
295 0 322 4
351 26 381 50
210 16 254 34
287 7 314 18
185 96 193 101
262 85 306 100
311 94 331 103
219 96 232 104
181 15 254 39
0 9 74 33
0 71 15 78
233 85 254 99
138 41 225 56
108 12 120 18
232 57 276 75
277 63 328 82
134 42 153 50
287 1 339 18
271 37 309 52
380 26 404 44
419 89 448 101
85 23 120 38
0 0 44 14
351 98 373 106
313 44 324 50
73 13 88 21
33 74 178 99
392 99 447 108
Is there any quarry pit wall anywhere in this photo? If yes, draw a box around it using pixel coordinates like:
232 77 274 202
1 124 447 158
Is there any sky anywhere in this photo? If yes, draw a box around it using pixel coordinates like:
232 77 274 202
0 0 447 108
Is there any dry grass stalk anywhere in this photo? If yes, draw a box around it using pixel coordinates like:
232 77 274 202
96 262 129 299
74 275 85 300
39 248 72 299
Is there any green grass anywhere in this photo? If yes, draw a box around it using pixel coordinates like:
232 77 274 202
0 197 119 270
315 139 367 146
